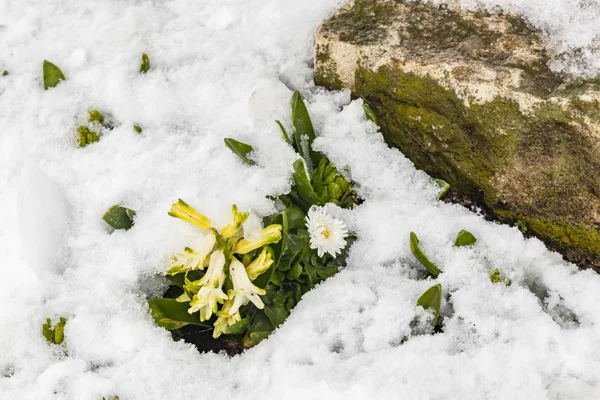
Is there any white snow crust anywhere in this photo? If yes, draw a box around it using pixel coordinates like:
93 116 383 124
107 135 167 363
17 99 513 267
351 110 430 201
2 0 600 399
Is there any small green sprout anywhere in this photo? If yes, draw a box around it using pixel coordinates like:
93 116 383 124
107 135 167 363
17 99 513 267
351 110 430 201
42 60 66 90
417 284 442 328
89 109 105 124
454 229 477 247
140 53 150 74
490 269 512 286
133 124 143 134
410 232 441 277
42 317 66 345
77 125 100 147
514 220 528 233
2 70 8 76
103 205 136 230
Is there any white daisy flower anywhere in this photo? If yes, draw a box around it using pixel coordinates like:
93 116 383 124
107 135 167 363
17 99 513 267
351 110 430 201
305 206 348 257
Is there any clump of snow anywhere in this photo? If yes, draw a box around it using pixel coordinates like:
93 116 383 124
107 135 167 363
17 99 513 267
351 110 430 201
2 0 600 399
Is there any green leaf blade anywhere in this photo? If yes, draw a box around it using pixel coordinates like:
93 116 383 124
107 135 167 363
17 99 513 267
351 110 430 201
454 229 477 247
417 284 442 328
362 102 378 125
224 138 256 166
140 53 150 74
43 60 66 90
275 120 291 146
291 91 321 166
148 298 212 331
410 232 441 278
433 178 451 199
291 158 323 212
102 205 136 230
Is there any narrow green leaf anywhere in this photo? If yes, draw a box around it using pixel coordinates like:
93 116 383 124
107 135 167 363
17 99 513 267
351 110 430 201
275 120 291 146
54 317 66 344
140 53 150 74
148 298 212 331
291 90 321 165
224 138 256 166
42 318 54 344
409 232 441 278
223 318 249 335
454 229 477 247
291 158 323 212
43 60 66 90
133 124 143 134
362 103 378 125
253 210 288 288
433 178 451 199
102 205 136 230
417 284 442 327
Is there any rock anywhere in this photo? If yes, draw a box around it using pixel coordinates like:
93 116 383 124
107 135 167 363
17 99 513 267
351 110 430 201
315 0 600 269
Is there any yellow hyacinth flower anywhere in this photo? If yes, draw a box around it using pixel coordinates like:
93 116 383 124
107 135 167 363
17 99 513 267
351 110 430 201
228 259 266 315
212 299 242 339
168 199 212 231
166 233 216 275
234 224 282 255
245 247 274 281
221 205 249 239
188 250 228 321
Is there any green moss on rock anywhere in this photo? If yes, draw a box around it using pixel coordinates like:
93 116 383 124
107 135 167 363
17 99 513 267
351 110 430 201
353 65 600 260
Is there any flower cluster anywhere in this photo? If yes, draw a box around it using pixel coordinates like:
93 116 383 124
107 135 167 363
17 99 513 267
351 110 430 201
167 200 282 338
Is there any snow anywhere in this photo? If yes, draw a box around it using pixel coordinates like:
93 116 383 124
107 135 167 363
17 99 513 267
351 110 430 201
2 0 600 399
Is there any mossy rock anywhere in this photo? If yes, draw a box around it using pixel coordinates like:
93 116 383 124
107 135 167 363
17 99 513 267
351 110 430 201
315 0 600 269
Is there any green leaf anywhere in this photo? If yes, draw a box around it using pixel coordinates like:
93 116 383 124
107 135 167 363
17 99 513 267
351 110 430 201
54 317 66 344
103 205 136 230
284 204 306 233
224 138 256 166
243 312 274 347
43 60 66 90
275 120 291 146
243 331 271 347
291 90 321 166
253 210 288 288
42 318 54 344
417 284 442 328
140 53 150 74
224 318 249 335
148 298 212 331
89 110 105 124
291 158 323 212
264 304 289 329
287 262 303 280
490 269 512 286
362 103 378 125
434 178 451 199
409 232 441 278
454 229 477 247
133 124 143 134
76 125 100 147
2 70 8 76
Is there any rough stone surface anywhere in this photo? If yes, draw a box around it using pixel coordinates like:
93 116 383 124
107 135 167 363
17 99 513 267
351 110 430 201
315 0 600 269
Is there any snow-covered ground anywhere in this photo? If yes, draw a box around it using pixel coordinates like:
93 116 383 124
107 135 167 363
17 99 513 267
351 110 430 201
2 0 600 399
